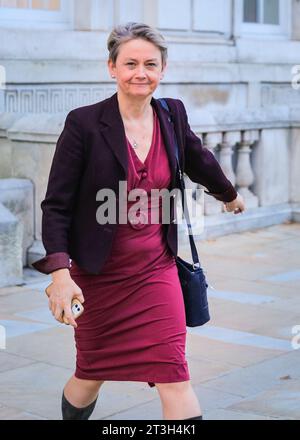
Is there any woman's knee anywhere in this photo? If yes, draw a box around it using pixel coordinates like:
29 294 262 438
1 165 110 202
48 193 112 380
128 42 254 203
72 375 105 391
155 380 191 397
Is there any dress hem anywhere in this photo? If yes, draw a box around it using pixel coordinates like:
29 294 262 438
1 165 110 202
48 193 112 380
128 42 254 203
74 371 190 389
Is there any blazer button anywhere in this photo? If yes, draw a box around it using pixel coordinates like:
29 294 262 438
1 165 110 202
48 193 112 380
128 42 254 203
141 171 148 179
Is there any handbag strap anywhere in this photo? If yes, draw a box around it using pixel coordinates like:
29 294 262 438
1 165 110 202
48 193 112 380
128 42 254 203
158 98 201 270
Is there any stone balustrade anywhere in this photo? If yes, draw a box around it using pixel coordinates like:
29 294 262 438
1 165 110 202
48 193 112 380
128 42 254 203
177 121 300 243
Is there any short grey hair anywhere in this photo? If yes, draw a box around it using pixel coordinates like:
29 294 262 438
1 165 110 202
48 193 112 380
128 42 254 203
107 22 168 66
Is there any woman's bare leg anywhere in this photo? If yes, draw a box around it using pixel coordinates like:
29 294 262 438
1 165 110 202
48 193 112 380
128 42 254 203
155 380 202 420
63 374 104 408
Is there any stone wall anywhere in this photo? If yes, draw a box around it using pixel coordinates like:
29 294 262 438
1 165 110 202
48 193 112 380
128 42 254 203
0 0 299 279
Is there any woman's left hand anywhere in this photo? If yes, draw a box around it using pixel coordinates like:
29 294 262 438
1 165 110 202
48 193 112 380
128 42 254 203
224 193 245 214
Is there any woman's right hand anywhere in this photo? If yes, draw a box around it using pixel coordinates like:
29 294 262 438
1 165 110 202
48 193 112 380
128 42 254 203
46 268 85 328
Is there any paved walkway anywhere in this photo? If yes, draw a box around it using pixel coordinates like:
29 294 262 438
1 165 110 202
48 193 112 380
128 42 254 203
0 222 299 420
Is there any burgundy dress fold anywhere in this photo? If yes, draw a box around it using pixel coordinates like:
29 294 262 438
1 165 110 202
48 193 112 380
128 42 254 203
70 106 190 388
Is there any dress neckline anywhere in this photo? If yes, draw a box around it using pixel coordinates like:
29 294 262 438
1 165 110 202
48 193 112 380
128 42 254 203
126 107 156 167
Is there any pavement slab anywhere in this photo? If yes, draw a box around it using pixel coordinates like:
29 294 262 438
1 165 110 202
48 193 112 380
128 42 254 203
0 223 299 419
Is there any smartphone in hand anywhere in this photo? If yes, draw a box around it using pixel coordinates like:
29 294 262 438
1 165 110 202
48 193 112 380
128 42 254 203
45 284 84 324
63 298 84 324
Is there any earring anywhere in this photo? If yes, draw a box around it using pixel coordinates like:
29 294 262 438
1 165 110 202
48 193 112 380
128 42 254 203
111 75 115 78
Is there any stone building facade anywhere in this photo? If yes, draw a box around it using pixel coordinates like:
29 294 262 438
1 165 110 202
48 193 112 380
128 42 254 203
0 0 299 285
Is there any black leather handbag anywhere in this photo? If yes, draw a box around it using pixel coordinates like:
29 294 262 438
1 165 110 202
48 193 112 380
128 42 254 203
158 98 210 327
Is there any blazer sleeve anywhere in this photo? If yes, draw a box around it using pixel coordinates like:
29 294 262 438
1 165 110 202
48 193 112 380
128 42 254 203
179 100 238 203
32 110 85 275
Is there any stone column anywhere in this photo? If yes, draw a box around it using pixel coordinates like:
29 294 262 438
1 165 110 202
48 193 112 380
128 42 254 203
219 131 240 184
290 127 300 203
203 132 223 215
219 130 240 212
236 130 259 208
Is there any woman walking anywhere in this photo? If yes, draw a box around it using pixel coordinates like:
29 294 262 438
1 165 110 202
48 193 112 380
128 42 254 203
33 22 245 421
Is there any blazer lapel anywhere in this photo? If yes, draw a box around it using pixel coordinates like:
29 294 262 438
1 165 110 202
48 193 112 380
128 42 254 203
151 96 177 189
98 92 177 189
98 92 128 179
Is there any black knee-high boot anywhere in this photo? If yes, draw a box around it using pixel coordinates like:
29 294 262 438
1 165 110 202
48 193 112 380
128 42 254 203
184 415 203 420
61 392 98 420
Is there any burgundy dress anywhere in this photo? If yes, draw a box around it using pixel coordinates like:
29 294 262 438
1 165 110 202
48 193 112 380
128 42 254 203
70 106 190 388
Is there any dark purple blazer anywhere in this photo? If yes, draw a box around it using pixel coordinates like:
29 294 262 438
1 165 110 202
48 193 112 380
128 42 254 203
32 92 237 275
